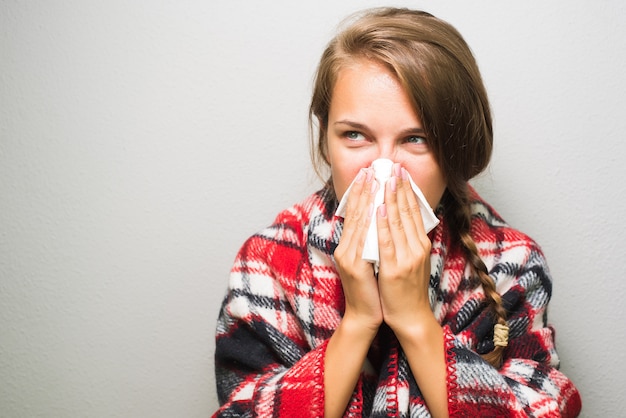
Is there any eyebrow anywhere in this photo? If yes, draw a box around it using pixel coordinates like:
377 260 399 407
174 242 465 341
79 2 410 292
333 119 426 136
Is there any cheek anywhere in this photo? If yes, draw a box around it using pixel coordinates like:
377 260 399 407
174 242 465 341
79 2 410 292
329 152 374 201
405 164 447 208
327 142 372 201
331 164 362 202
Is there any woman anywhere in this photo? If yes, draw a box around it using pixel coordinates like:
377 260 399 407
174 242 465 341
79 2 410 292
213 8 581 417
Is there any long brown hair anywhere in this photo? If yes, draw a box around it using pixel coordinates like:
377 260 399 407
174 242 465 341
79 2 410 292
309 7 508 367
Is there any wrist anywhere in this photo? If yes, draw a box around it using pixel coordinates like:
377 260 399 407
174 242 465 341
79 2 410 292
388 309 441 345
339 311 381 341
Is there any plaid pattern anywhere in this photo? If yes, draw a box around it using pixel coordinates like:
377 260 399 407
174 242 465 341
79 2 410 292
213 187 581 417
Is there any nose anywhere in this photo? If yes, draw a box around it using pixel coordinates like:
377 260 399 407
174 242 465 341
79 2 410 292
376 143 397 163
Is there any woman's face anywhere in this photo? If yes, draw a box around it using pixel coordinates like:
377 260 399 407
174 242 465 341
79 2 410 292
326 59 447 209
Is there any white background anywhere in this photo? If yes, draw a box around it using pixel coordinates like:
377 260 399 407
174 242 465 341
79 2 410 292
2 1 625 416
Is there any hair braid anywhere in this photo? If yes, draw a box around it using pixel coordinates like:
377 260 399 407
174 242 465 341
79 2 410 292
442 188 508 368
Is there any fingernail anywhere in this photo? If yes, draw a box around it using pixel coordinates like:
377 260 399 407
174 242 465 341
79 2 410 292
379 204 387 217
390 176 396 192
371 178 378 193
394 163 402 178
401 167 408 181
365 168 374 183
355 169 365 182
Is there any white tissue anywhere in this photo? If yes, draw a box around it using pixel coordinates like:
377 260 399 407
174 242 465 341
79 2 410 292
335 159 439 267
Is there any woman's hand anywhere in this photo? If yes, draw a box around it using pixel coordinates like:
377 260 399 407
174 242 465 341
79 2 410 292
376 163 434 334
325 168 384 417
376 163 449 418
334 168 383 332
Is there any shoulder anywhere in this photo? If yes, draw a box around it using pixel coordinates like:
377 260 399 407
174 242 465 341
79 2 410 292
468 188 552 297
261 188 335 243
226 188 338 314
469 187 543 254
235 188 336 262
273 188 335 229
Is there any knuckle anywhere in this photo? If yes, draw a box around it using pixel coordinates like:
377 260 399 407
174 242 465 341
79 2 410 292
379 237 394 250
346 208 362 222
362 182 373 196
356 217 369 229
391 217 404 230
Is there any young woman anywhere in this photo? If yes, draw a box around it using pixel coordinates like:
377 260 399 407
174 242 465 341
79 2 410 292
213 8 581 417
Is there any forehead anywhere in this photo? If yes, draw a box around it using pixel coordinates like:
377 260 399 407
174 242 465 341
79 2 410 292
333 59 400 93
329 59 421 126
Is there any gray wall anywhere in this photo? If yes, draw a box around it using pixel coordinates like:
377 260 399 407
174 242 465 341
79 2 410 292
2 1 624 416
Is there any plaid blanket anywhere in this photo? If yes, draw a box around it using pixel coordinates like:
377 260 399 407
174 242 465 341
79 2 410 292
213 187 581 417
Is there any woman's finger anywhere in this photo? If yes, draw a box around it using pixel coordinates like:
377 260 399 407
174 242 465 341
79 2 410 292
338 168 377 259
382 167 412 261
376 203 396 263
395 166 427 251
401 167 428 238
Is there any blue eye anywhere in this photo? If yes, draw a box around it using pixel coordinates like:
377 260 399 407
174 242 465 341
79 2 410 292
345 131 365 141
406 136 426 144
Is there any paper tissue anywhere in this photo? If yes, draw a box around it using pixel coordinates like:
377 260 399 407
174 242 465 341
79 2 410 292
335 158 439 267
